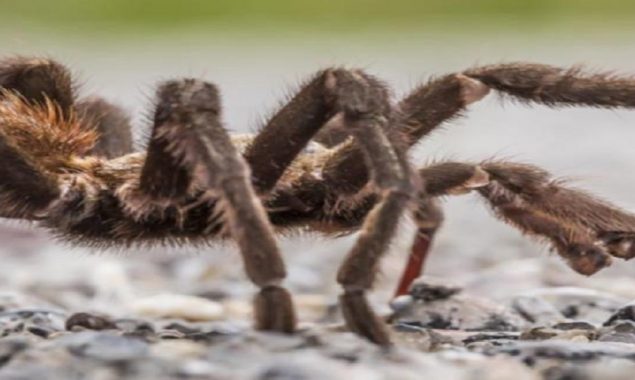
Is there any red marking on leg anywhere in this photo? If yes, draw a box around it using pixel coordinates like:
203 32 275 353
394 232 431 297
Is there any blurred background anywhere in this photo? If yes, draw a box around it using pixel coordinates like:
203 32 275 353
1 0 635 321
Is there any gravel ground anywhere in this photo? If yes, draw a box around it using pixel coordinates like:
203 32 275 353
1 31 635 379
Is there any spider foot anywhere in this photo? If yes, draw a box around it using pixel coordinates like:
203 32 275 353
340 290 391 346
254 286 297 334
560 243 613 276
598 231 635 260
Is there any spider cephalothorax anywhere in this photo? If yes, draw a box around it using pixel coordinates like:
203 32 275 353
2 56 635 346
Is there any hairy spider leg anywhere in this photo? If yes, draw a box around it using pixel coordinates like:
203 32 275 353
389 63 635 297
245 68 417 345
137 79 296 332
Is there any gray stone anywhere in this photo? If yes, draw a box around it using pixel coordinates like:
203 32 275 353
409 278 462 302
512 296 564 325
598 320 635 344
479 340 635 363
552 321 596 331
604 302 635 327
520 326 597 342
597 332 635 344
611 321 635 334
54 331 149 362
391 294 526 332
0 309 67 338
65 312 117 332
516 288 627 325
114 318 156 340
0 337 29 367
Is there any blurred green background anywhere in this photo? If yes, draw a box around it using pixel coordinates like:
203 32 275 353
2 0 635 36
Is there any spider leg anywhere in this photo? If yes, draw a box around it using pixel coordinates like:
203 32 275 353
463 63 635 108
299 73 488 193
418 161 635 274
321 63 635 195
76 97 133 158
336 110 414 346
393 163 491 296
318 74 489 194
244 69 333 193
478 161 635 262
245 68 415 344
388 64 635 294
0 57 81 219
0 57 131 158
0 57 74 117
0 133 60 219
394 197 443 297
397 63 635 145
136 79 296 333
243 68 394 194
398 74 490 145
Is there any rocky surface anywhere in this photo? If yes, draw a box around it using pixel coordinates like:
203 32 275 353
3 232 635 380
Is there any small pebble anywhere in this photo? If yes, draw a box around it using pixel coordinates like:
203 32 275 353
552 321 596 331
161 322 200 335
158 330 186 340
151 340 206 360
520 327 559 341
179 360 223 377
610 321 635 333
65 312 117 331
389 295 413 312
0 337 29 365
58 332 149 362
114 318 156 336
512 296 564 325
129 293 225 321
604 302 635 326
409 277 462 302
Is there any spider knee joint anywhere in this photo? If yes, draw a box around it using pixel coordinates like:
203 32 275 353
249 275 286 290
373 165 418 197
155 79 221 121
322 68 391 120
340 285 367 294
456 74 490 105
447 165 490 195
379 180 417 202
244 262 287 289
414 199 444 231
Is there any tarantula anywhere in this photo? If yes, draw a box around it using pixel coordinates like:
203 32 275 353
1 56 635 346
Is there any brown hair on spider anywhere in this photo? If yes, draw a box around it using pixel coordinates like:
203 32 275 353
1 56 635 345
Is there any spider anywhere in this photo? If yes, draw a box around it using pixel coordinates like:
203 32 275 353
1 56 635 346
